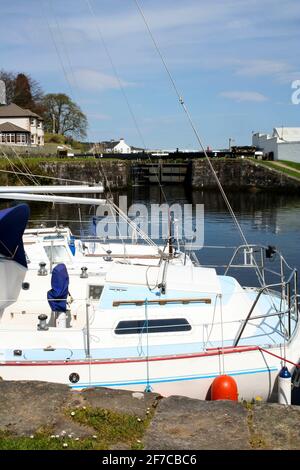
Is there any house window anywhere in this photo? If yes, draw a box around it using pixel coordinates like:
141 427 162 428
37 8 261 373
10 134 15 143
114 318 191 335
21 134 27 143
30 118 35 126
31 135 34 144
38 121 42 128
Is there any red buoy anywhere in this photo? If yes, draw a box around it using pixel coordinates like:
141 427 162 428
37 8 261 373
211 375 238 401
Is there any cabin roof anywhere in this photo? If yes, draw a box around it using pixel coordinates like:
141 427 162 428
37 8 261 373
105 264 222 294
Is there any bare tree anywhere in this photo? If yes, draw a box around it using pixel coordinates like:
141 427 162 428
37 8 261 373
43 93 87 139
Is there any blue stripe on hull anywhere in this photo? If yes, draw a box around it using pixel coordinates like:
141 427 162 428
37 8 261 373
70 366 278 389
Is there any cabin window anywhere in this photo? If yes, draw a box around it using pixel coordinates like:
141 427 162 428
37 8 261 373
88 285 104 301
115 318 191 335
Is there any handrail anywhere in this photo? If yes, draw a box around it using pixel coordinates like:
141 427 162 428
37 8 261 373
224 244 295 277
234 281 290 347
113 297 211 307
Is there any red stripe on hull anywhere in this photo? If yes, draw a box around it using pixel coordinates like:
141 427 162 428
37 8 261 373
0 345 260 367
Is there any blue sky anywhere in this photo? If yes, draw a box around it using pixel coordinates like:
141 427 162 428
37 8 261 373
1 0 300 149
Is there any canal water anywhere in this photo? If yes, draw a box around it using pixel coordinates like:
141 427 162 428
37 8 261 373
2 186 300 288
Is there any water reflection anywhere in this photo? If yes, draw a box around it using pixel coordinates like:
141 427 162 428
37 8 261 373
1 185 299 285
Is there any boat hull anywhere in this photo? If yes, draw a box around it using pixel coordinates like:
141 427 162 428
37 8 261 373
0 346 283 401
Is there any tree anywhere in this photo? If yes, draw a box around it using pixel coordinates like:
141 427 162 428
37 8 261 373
27 76 44 104
42 93 87 139
14 73 34 109
14 73 45 114
0 70 44 112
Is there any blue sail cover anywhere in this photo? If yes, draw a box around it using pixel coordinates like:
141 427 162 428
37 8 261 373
0 204 29 268
47 263 69 312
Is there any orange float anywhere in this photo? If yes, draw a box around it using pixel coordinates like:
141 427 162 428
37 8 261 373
211 375 238 401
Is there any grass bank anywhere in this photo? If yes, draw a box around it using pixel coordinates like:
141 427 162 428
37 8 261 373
0 405 153 450
253 160 300 181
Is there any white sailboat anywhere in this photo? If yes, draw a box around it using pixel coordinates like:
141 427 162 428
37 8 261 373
0 184 193 326
0 197 299 402
0 2 299 404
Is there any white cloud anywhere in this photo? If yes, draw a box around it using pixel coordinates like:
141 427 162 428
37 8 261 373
71 68 133 91
277 71 300 84
87 112 111 121
61 2 231 41
235 60 292 77
220 91 268 102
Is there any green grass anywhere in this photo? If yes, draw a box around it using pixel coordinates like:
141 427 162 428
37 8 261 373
280 160 300 171
0 430 98 450
242 401 267 449
70 406 152 449
0 406 154 450
252 160 300 181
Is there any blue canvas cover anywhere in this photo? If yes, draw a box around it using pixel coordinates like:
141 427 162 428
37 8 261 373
0 204 29 268
47 263 69 312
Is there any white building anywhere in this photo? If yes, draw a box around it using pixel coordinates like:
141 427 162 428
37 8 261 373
91 138 131 154
252 127 300 162
112 138 131 153
0 103 44 147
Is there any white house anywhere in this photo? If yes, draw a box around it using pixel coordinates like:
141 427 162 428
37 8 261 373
112 138 131 153
252 127 300 162
91 138 132 154
0 103 44 147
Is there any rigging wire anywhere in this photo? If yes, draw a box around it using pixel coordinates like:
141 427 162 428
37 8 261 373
133 0 275 296
84 0 147 152
40 0 162 252
84 0 177 279
0 143 40 186
0 151 26 186
48 0 80 94
133 0 248 247
84 0 169 207
41 0 75 98
0 168 96 185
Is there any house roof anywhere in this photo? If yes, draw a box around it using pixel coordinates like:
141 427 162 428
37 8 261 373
0 103 42 119
0 122 30 133
273 127 300 142
101 140 120 149
89 139 133 153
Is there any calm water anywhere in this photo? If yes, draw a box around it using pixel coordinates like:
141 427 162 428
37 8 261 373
2 186 300 287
